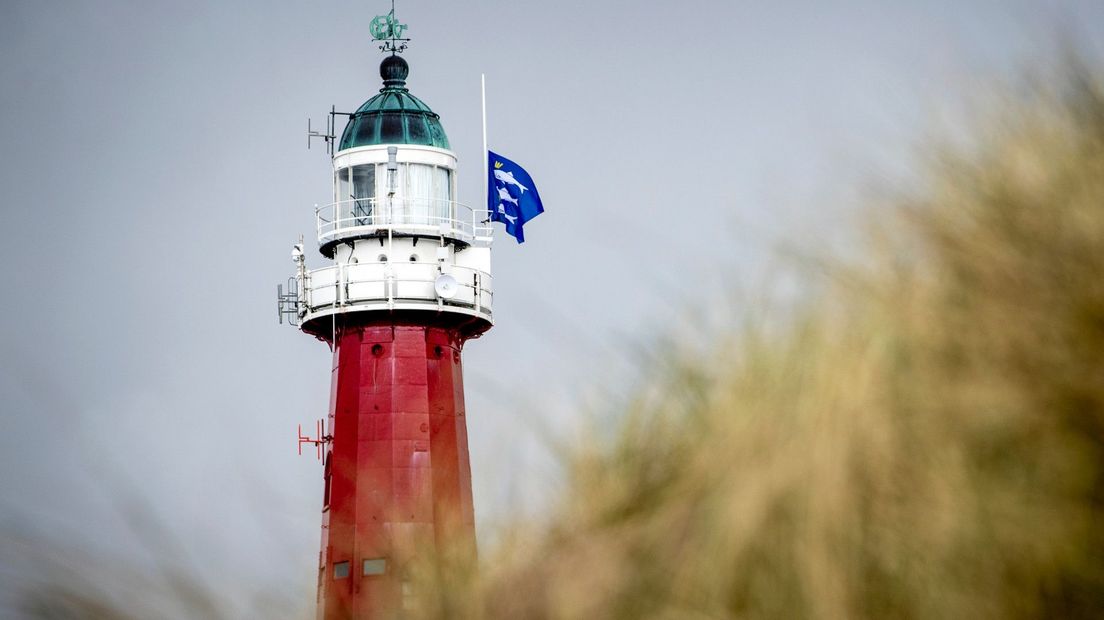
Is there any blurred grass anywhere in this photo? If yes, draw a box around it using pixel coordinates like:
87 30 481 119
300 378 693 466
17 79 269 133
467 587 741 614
1 526 312 620
8 61 1104 620
414 62 1104 619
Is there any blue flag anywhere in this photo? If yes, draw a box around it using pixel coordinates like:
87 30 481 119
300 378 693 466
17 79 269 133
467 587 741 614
487 150 544 243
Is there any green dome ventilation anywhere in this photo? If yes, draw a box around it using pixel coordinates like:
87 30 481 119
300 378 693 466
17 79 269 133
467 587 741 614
338 55 450 151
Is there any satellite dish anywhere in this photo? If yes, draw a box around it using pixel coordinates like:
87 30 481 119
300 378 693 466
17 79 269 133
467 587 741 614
434 274 459 299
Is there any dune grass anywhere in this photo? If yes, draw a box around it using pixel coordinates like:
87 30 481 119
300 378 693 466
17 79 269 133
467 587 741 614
414 64 1104 620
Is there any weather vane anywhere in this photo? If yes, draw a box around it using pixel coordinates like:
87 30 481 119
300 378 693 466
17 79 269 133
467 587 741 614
369 0 410 54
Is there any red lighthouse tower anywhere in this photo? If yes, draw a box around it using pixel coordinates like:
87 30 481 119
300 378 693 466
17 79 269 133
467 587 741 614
279 25 494 618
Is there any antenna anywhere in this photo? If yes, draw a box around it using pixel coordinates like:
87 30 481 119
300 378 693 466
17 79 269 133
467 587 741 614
307 117 333 153
277 278 300 325
298 419 333 460
434 274 459 299
308 105 353 156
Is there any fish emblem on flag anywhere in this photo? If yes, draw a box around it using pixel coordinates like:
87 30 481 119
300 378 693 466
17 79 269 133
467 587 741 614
487 151 544 243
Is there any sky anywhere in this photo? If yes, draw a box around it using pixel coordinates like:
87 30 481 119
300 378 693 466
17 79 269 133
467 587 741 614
1 0 1103 615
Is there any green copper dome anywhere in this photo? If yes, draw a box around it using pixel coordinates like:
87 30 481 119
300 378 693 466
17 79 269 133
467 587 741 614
338 55 450 151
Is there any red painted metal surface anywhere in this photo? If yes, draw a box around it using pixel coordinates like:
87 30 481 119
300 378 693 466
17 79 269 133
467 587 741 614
315 322 477 620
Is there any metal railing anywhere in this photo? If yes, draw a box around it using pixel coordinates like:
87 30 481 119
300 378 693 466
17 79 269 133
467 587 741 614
298 261 493 320
316 197 493 245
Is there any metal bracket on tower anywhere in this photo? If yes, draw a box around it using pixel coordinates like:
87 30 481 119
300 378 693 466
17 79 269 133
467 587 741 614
278 236 307 325
298 419 333 460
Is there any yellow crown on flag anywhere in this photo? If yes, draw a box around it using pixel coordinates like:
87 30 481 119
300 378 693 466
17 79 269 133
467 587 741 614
494 161 504 169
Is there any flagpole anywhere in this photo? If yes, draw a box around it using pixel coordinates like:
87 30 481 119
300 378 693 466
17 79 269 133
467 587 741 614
481 73 488 203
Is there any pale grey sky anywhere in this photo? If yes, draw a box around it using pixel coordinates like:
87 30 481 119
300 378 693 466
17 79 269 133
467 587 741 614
2 1 1102 616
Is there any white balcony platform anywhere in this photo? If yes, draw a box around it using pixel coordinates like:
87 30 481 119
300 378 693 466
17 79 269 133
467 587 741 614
316 198 493 248
294 261 492 326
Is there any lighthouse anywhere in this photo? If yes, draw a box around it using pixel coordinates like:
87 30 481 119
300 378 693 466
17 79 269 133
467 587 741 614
279 20 493 618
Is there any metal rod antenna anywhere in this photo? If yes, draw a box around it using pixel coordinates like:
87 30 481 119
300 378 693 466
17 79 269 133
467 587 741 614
481 73 488 207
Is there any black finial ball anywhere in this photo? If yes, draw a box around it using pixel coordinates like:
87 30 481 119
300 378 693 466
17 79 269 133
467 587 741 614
380 55 409 86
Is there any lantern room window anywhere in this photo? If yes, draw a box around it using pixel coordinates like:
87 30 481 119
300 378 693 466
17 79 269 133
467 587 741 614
335 164 377 226
399 163 451 225
333 163 453 229
352 165 375 224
